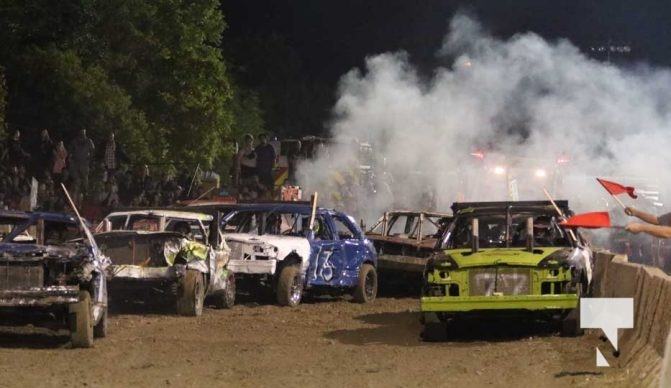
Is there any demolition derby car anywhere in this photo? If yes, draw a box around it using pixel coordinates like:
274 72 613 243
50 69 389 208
420 201 593 340
0 210 109 348
221 202 378 306
95 209 234 315
366 211 452 294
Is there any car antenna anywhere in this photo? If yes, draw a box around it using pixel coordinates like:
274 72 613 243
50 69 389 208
60 183 100 256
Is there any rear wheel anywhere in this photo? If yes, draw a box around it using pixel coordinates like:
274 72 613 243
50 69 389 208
277 265 302 307
213 271 236 309
353 264 377 303
70 291 94 348
176 270 205 316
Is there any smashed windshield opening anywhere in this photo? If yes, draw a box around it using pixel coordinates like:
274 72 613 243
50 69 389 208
446 212 569 249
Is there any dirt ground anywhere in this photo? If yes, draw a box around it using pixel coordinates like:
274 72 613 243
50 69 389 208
0 296 632 388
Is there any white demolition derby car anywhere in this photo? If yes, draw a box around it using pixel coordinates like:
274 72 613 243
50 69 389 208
95 209 235 315
221 203 378 307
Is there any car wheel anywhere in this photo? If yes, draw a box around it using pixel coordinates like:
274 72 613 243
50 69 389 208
353 264 377 303
176 269 205 316
277 265 302 307
561 282 584 337
213 271 236 309
93 305 108 338
70 290 94 348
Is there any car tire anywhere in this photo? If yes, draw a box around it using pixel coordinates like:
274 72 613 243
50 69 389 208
353 264 377 303
277 265 302 307
93 305 108 338
561 282 584 337
70 290 94 348
213 271 236 309
176 269 205 316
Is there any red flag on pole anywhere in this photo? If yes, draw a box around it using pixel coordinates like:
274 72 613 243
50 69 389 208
596 178 637 199
559 211 612 229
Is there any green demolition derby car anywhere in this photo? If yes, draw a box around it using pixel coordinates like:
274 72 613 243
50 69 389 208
420 201 593 340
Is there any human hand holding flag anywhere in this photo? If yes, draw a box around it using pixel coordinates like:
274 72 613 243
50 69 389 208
596 178 637 208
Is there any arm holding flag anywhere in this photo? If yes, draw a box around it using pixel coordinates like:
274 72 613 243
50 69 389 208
625 223 671 239
624 206 660 225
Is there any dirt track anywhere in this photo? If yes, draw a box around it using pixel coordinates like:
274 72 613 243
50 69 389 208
0 297 630 388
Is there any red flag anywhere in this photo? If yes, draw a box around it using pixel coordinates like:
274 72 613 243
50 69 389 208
596 178 637 199
560 212 611 228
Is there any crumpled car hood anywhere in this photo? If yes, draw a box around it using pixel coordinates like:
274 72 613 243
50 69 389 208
443 247 568 268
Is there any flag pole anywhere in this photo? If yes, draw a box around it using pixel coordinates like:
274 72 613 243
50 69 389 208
610 194 626 209
543 188 577 242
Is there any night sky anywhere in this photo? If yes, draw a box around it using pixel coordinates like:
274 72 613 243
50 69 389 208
221 0 671 134
223 0 671 76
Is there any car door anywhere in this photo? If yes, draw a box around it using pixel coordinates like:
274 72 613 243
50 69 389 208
329 213 366 288
306 214 345 287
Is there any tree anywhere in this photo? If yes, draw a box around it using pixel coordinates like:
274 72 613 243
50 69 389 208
82 0 234 168
0 67 6 140
0 0 239 171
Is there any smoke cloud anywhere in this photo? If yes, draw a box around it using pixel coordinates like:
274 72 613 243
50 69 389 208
297 14 671 224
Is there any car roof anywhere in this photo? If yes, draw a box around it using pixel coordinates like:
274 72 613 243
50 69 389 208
0 209 79 224
228 202 334 215
104 209 213 222
384 210 452 218
451 200 568 216
95 230 185 239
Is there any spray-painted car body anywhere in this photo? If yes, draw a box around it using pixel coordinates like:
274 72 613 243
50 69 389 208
95 209 234 315
420 201 593 338
221 203 378 306
366 211 452 294
0 210 109 348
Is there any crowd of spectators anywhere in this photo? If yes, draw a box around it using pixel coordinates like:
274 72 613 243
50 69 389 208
0 128 207 216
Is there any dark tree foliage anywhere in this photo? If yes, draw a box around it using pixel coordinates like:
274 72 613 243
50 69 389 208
0 0 264 170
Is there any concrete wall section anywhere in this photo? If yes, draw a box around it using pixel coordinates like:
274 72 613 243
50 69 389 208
592 251 671 387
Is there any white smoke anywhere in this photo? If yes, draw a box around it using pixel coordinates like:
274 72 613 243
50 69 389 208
297 14 671 224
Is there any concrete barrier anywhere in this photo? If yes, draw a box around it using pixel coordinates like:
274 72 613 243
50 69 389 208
592 251 671 387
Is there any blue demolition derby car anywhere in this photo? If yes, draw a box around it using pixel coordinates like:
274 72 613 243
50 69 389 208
221 202 378 306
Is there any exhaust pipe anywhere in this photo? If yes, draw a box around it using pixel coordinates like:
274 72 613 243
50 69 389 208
471 218 479 253
526 217 534 252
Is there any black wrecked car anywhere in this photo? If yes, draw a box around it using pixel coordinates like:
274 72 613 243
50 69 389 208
0 210 109 348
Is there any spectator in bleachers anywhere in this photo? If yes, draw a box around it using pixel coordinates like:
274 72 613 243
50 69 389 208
68 129 96 197
36 129 53 176
6 130 30 169
103 132 118 180
255 133 276 198
52 140 68 185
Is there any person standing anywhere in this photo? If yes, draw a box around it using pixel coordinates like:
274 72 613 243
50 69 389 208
7 130 30 169
104 132 117 180
235 134 257 190
52 140 68 184
37 129 53 176
254 133 276 197
68 129 95 196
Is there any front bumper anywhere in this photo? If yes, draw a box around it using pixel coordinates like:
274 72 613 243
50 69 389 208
420 294 579 312
109 265 178 280
0 286 80 306
227 259 277 275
